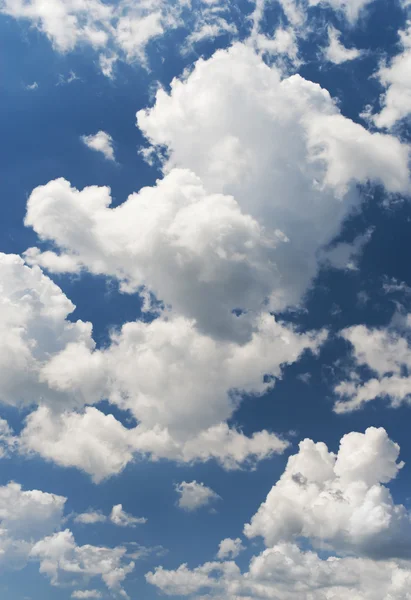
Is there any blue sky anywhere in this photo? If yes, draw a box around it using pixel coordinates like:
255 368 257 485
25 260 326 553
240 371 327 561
1 0 411 598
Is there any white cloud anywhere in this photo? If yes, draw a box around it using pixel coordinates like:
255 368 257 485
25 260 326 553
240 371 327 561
81 131 115 161
373 21 411 128
147 428 411 600
0 253 96 411
0 482 66 571
175 481 220 511
110 504 147 527
72 592 102 599
216 537 244 559
324 25 362 64
25 81 38 90
31 529 134 595
148 543 411 600
244 427 410 558
137 44 410 311
335 321 411 412
0 0 234 75
74 511 107 525
0 250 315 480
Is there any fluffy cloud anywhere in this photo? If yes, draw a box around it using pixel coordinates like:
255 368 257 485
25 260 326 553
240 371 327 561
216 537 244 559
323 25 363 64
244 427 410 558
81 131 115 161
148 544 411 600
147 428 411 600
23 170 290 342
335 321 411 412
1 254 308 479
137 44 410 312
110 504 147 527
373 22 411 128
0 482 65 570
0 253 95 410
0 0 239 75
72 592 102 599
175 481 220 511
31 529 134 595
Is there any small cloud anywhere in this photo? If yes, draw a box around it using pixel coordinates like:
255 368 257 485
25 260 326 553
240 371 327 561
110 504 147 527
25 82 38 90
57 71 80 85
81 130 115 161
73 511 107 525
297 372 311 385
175 481 220 512
323 26 362 65
217 537 245 560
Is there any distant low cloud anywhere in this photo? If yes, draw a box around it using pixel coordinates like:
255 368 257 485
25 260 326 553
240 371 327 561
175 481 220 512
81 131 115 161
110 504 147 527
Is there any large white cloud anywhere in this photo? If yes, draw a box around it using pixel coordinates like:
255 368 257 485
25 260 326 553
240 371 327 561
335 320 411 412
244 427 410 558
25 45 410 340
137 44 410 312
23 170 289 342
147 428 411 600
0 253 314 479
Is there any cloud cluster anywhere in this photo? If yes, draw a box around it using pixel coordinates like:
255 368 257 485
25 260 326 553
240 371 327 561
2 42 410 482
0 481 134 596
1 250 317 480
0 0 238 75
147 428 411 600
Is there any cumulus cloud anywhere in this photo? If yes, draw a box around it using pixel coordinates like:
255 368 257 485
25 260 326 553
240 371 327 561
0 481 65 570
0 252 96 410
335 321 411 412
147 428 411 600
216 537 244 559
244 427 410 558
137 44 410 312
0 252 315 480
12 42 411 483
72 592 102 599
147 543 411 600
81 131 115 161
25 46 410 341
323 25 363 64
31 529 134 595
175 481 220 511
373 22 411 128
110 504 147 527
